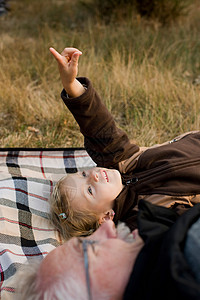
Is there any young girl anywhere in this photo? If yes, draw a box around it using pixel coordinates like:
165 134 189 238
49 47 200 241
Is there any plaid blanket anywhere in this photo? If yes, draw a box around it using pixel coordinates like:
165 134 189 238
0 148 95 299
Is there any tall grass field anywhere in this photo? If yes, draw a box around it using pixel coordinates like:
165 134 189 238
0 0 200 148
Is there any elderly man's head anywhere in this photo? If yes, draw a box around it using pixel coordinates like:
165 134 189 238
15 221 144 300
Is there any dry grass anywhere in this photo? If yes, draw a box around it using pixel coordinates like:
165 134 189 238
0 0 200 147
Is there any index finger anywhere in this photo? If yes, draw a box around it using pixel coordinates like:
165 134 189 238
49 47 62 61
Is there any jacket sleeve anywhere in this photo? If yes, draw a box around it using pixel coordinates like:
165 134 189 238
61 77 139 168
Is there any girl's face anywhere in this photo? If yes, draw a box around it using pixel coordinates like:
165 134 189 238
62 167 124 213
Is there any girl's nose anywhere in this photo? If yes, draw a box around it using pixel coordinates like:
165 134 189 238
90 170 99 182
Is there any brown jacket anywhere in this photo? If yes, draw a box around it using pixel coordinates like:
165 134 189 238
61 77 200 230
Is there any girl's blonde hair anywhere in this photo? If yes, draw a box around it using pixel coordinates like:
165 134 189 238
49 176 100 241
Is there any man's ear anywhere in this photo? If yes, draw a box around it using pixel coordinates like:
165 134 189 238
98 209 115 224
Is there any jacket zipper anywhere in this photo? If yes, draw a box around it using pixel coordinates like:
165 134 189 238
123 157 200 187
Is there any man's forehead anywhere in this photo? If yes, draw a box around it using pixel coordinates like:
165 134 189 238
40 238 81 276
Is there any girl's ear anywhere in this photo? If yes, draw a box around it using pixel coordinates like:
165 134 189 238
98 209 115 224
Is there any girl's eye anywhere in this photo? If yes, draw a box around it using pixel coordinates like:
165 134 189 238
82 171 86 177
88 186 93 195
